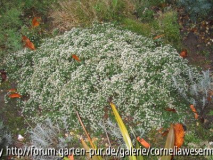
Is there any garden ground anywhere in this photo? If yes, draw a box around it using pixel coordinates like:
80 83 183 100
0 1 213 160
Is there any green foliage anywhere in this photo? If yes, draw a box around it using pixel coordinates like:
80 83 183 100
0 7 23 57
4 29 22 51
135 0 165 22
0 0 57 67
153 11 182 49
185 131 201 145
94 0 126 21
177 0 212 22
121 18 152 37
50 0 134 31
208 110 213 116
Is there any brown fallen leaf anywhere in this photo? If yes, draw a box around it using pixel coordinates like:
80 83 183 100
153 34 164 40
165 107 176 113
22 36 35 50
7 88 17 92
157 127 169 137
32 17 41 27
179 49 187 58
207 89 213 102
162 130 169 137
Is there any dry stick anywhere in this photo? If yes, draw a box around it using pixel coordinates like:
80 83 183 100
103 121 112 147
20 112 34 129
130 126 136 139
75 110 96 149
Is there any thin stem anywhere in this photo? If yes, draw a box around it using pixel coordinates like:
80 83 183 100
75 110 95 149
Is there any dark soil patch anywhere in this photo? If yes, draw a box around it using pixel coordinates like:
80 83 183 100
179 14 213 141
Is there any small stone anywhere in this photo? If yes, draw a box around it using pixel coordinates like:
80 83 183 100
18 134 24 141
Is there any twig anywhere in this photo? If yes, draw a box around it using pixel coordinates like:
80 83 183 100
103 121 112 147
75 110 95 149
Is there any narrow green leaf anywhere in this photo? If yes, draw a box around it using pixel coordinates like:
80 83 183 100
161 124 175 160
136 141 144 160
110 102 138 160
81 138 102 160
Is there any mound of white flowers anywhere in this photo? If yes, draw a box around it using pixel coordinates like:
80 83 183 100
6 23 203 132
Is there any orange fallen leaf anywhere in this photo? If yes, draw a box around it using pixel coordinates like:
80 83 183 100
153 34 164 40
173 123 185 149
68 154 74 160
32 17 41 27
190 104 199 119
8 93 21 98
22 35 29 42
179 49 187 58
194 113 199 119
137 137 150 148
7 89 17 92
72 54 81 62
165 107 176 113
25 41 35 50
22 36 35 50
190 104 197 113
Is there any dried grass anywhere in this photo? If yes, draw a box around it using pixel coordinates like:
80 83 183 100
49 0 135 32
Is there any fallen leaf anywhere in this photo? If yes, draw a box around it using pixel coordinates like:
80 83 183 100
22 35 29 42
165 107 176 113
0 69 7 82
162 130 169 137
173 123 185 149
32 17 41 27
137 137 150 148
161 124 175 160
190 104 199 119
179 49 187 58
190 104 197 113
8 93 22 98
158 128 169 137
191 27 197 33
194 113 199 119
153 34 164 40
68 154 74 160
207 90 213 102
7 88 17 92
72 54 81 62
22 36 35 50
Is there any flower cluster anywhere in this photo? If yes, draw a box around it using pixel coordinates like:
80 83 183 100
5 23 206 133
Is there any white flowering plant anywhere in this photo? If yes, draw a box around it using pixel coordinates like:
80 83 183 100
5 23 209 135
